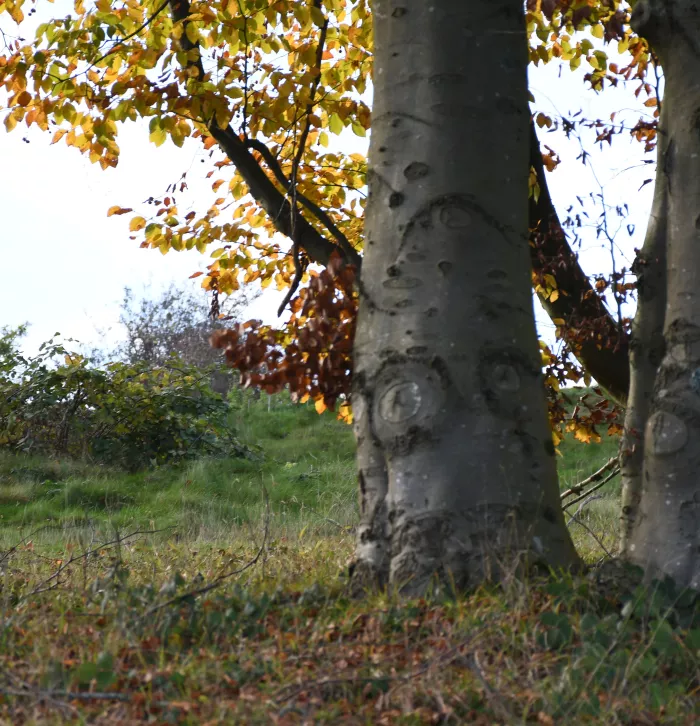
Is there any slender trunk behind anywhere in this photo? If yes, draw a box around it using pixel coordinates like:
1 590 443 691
620 109 667 552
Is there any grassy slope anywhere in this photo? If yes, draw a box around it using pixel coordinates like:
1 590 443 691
0 399 358 541
0 392 618 540
4 393 694 724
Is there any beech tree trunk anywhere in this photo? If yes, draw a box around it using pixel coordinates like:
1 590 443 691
622 0 700 589
620 110 667 554
350 0 580 594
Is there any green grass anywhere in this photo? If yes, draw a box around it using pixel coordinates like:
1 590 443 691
0 398 359 542
0 390 624 560
557 433 618 490
0 389 619 535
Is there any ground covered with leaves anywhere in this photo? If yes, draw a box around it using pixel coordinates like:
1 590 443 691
0 524 697 725
0 393 687 723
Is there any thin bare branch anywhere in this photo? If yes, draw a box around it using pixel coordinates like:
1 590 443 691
168 0 361 271
562 468 620 512
561 456 619 501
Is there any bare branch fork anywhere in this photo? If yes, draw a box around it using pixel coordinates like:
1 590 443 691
529 121 630 404
560 455 619 508
566 495 614 559
245 138 356 260
558 456 620 560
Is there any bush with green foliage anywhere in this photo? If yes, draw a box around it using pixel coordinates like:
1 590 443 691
0 327 249 470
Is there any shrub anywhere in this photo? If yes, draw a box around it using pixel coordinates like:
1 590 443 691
0 327 250 470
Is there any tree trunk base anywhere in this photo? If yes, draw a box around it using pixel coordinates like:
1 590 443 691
349 508 583 597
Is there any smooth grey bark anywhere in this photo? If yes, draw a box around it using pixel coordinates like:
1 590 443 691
350 0 580 594
622 0 700 589
620 112 668 552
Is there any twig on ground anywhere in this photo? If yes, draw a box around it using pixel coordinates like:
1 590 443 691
566 494 605 526
0 687 131 703
0 521 96 567
0 686 182 711
566 495 613 559
298 502 355 533
467 651 517 723
21 527 174 602
0 668 79 718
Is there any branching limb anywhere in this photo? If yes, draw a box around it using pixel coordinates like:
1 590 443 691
561 456 619 501
562 468 620 511
245 138 358 263
529 120 629 404
97 0 171 60
277 245 306 317
280 3 327 315
168 0 362 274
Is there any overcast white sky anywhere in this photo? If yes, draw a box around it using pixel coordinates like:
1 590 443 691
0 15 656 359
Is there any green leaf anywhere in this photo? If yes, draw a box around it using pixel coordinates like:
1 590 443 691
328 113 343 135
149 127 167 147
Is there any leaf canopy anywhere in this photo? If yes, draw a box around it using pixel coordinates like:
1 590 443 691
1 0 654 433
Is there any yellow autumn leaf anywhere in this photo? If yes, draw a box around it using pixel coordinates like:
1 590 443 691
338 402 353 424
107 206 133 216
544 274 557 289
310 6 326 27
315 397 327 414
536 113 552 128
185 22 200 46
129 216 147 231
